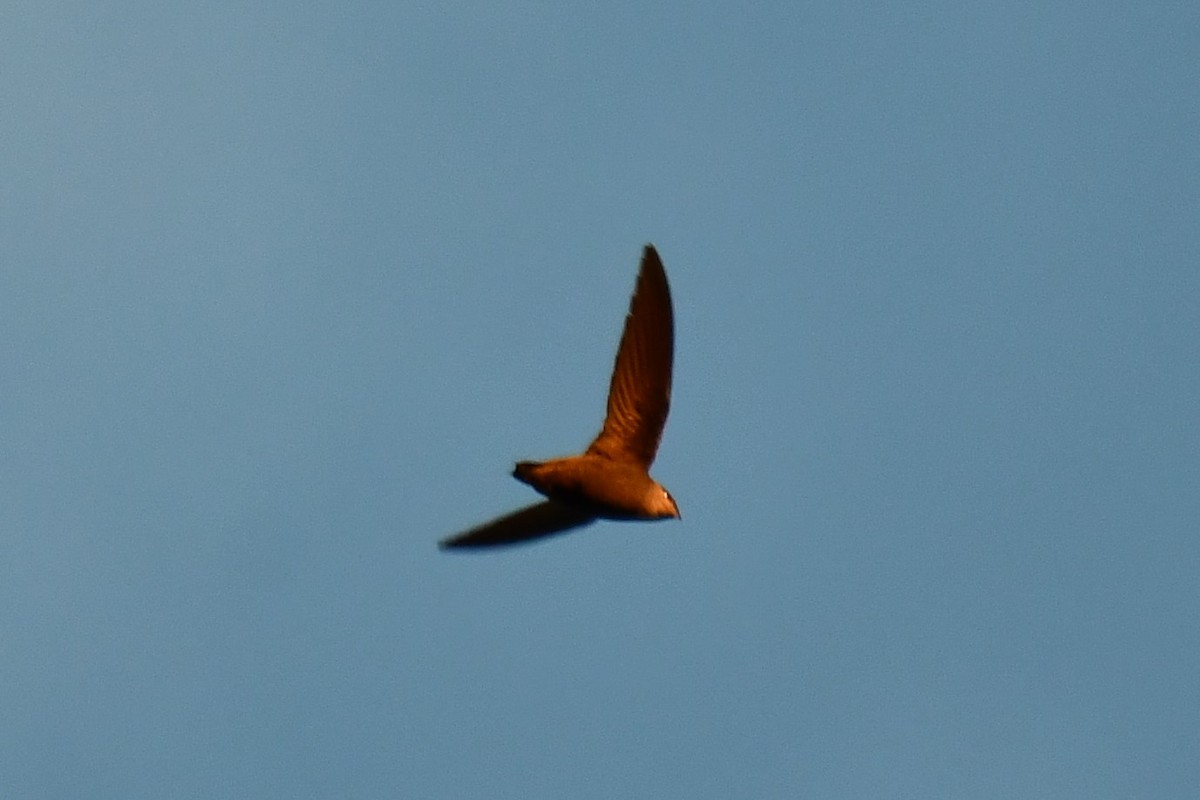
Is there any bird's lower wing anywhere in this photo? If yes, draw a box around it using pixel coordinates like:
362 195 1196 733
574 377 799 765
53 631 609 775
439 501 597 550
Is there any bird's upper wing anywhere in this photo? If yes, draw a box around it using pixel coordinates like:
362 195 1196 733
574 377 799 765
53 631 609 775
439 501 597 549
585 245 674 468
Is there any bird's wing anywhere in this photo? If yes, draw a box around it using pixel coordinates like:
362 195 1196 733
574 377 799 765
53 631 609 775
439 501 597 549
585 245 674 468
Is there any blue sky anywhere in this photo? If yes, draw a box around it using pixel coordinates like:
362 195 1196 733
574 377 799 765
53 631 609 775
3 2 1197 797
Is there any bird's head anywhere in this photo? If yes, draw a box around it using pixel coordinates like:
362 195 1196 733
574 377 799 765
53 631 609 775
645 483 681 520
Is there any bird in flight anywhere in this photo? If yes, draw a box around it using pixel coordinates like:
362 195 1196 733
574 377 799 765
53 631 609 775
440 244 680 550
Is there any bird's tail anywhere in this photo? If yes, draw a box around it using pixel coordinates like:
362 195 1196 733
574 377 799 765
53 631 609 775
512 461 542 486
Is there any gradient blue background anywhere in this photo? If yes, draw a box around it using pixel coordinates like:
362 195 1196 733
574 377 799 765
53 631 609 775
3 3 1197 797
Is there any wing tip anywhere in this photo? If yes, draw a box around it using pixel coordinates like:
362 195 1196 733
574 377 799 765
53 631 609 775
641 243 662 269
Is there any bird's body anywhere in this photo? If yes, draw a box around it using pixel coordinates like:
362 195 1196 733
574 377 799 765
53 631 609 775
513 456 678 521
439 245 680 550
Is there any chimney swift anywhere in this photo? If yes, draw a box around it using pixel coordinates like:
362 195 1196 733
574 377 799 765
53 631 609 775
439 244 680 550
